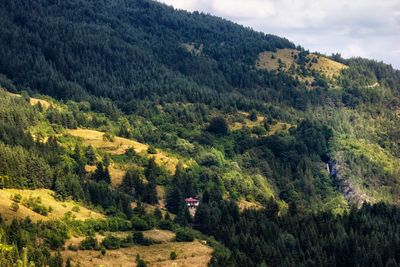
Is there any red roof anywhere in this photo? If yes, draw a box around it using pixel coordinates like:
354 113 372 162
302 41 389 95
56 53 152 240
185 197 199 203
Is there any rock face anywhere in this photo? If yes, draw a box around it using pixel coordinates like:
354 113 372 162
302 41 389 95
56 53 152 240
329 161 370 208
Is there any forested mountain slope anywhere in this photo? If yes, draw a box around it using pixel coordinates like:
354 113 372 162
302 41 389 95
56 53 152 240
1 0 400 266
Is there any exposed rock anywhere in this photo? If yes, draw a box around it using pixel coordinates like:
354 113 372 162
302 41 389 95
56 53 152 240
329 161 371 208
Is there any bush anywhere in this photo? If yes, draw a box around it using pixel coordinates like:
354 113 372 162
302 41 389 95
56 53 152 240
159 220 174 231
10 202 19 212
103 132 115 142
101 247 106 256
248 110 257 121
67 244 78 251
175 229 194 242
131 216 151 231
11 194 22 203
101 235 121 250
207 117 228 135
132 231 152 246
147 145 157 154
79 236 98 250
72 206 80 213
170 251 177 260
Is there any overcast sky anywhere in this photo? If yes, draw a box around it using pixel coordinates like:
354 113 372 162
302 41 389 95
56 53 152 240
159 0 400 69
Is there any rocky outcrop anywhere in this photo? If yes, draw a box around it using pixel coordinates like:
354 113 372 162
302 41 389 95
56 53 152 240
329 161 371 208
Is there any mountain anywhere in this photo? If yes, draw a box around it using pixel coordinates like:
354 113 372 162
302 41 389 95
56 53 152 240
1 0 400 266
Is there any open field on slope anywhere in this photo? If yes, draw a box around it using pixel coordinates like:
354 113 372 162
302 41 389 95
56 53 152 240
64 230 212 267
6 91 52 109
229 111 265 131
0 189 103 222
67 128 180 175
256 48 347 81
229 112 292 136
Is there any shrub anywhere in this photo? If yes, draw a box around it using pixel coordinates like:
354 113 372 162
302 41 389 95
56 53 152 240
207 117 228 135
175 229 194 242
248 110 257 121
79 236 98 250
103 132 115 142
72 206 80 213
10 202 19 212
67 244 78 251
11 194 22 203
131 216 151 231
132 231 152 246
147 145 157 154
170 251 177 260
132 231 145 244
159 220 174 231
101 247 106 256
101 235 121 250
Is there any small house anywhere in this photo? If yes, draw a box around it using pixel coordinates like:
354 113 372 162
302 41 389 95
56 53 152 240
185 197 199 209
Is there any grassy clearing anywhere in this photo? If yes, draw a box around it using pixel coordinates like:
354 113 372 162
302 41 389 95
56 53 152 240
67 128 180 175
6 91 52 109
182 43 204 55
0 189 103 223
256 48 347 82
229 111 265 131
237 199 263 211
229 111 292 136
63 230 212 267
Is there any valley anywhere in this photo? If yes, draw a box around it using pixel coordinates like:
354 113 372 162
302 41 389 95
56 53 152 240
0 0 399 266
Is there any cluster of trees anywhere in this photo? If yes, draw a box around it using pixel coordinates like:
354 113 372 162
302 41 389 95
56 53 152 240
1 0 400 266
194 197 400 267
120 158 161 205
0 217 68 266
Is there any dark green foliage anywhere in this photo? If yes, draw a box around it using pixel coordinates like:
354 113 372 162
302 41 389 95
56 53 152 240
121 167 159 205
1 1 400 267
207 117 229 135
85 145 97 165
0 0 294 109
248 110 258 121
131 216 151 231
92 162 111 184
136 255 148 267
144 158 160 204
131 231 152 246
101 235 121 250
196 200 400 267
147 145 157 154
84 181 133 218
79 236 98 250
175 228 194 242
154 208 163 220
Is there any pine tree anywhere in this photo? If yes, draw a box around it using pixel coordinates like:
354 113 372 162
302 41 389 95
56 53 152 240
54 177 67 201
73 145 86 176
144 158 158 204
166 187 183 214
92 162 111 184
85 145 96 165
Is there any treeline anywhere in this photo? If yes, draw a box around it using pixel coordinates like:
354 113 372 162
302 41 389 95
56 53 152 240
196 199 400 267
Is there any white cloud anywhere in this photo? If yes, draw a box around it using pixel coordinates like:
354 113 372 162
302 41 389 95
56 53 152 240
159 0 400 69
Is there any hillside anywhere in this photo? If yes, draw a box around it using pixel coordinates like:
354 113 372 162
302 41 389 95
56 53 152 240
256 48 347 85
1 0 400 266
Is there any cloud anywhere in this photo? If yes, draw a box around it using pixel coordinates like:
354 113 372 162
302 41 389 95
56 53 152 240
159 0 400 69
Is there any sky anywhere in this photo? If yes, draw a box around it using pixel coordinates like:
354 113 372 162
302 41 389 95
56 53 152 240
159 0 400 69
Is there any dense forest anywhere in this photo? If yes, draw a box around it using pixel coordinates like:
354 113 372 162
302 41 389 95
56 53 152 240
1 0 400 266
